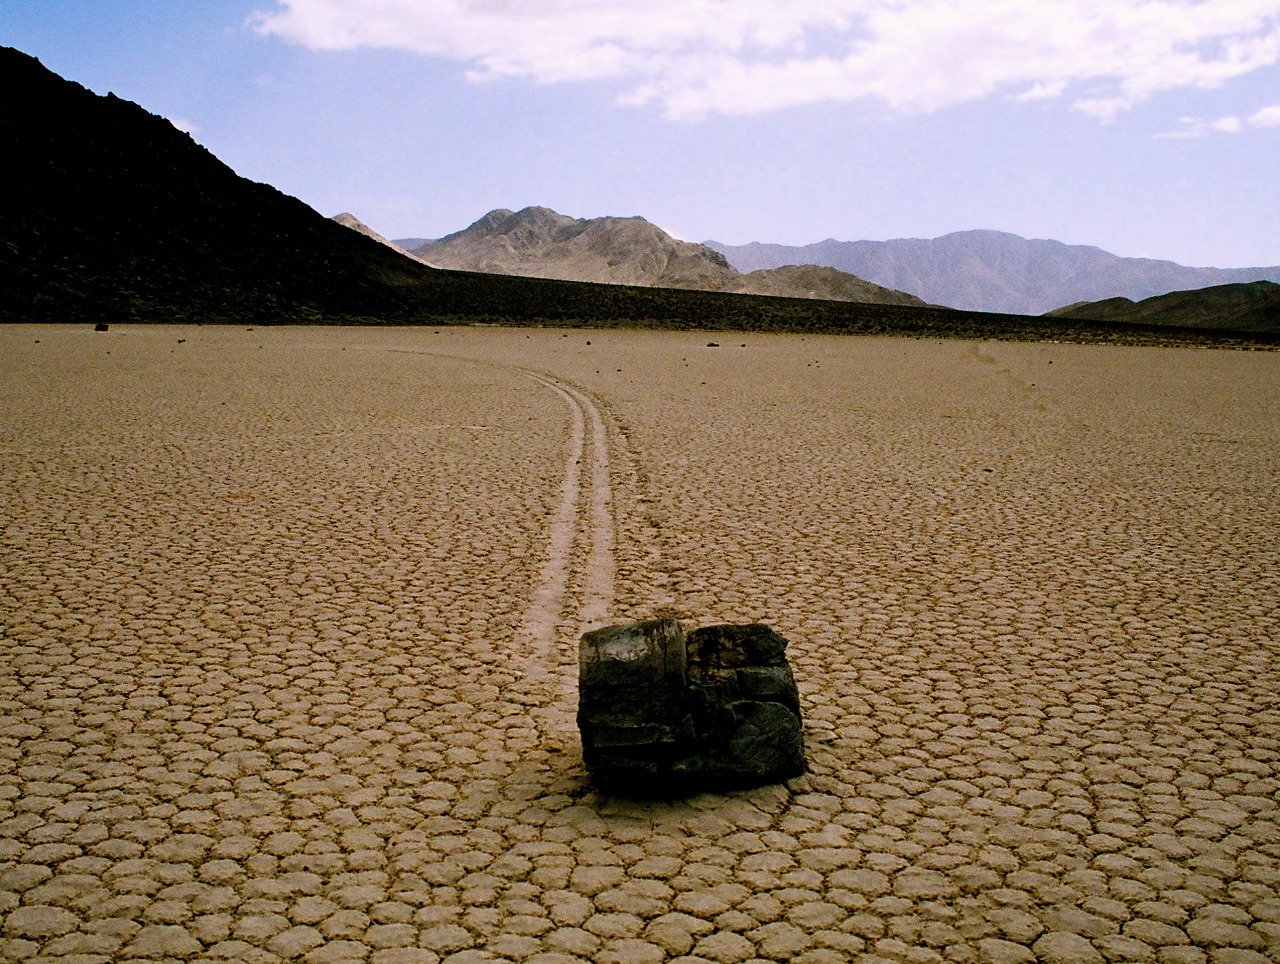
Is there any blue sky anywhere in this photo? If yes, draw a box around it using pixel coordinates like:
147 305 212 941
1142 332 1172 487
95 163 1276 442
6 0 1280 267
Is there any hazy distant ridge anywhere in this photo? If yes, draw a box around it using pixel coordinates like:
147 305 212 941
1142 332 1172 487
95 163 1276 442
706 230 1280 315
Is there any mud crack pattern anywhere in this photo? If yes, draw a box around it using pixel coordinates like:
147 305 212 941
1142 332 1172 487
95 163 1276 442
1 324 1277 964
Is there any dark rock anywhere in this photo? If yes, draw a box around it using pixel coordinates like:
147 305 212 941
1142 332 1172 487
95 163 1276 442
578 619 805 794
93 322 109 331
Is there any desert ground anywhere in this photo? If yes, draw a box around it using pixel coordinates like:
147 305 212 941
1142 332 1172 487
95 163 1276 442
1 323 1277 964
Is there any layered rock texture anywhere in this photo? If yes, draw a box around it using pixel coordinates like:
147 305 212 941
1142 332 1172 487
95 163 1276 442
578 619 806 793
404 207 926 306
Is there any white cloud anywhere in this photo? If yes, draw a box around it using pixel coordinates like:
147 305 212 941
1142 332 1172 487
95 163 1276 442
249 0 1280 120
1157 100 1280 137
1159 115 1245 137
168 117 200 135
1250 103 1280 125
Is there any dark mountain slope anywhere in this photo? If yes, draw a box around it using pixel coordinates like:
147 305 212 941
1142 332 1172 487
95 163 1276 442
330 213 427 261
1046 281 1280 333
0 46 437 324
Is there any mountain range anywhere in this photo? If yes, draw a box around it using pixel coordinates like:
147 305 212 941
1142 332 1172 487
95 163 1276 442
705 232 1280 316
390 209 1280 330
397 207 926 307
2 44 1276 346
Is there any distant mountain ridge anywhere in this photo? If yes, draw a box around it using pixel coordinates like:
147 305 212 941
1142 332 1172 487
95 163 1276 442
706 230 1280 315
398 207 927 307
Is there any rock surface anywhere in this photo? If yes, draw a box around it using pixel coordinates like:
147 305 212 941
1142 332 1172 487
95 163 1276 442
578 619 805 792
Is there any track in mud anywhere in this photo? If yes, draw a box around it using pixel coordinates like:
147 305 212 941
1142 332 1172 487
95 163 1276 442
379 348 619 679
515 370 616 719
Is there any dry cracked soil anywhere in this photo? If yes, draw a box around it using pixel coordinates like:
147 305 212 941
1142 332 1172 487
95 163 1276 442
1 324 1277 964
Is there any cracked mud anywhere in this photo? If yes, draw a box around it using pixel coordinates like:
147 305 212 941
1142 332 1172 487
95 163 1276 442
1 325 1277 964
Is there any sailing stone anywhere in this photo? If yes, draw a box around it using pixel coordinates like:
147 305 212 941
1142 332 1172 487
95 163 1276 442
578 619 805 793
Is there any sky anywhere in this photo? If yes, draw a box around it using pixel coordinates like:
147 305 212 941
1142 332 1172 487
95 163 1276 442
5 0 1280 268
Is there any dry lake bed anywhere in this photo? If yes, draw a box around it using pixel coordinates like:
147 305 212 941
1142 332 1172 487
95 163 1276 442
1 324 1278 964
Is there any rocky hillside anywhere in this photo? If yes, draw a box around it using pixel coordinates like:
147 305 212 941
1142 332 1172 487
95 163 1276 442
0 46 445 325
1045 281 1280 333
403 207 926 306
708 230 1280 315
330 213 428 262
724 264 923 307
409 207 734 288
